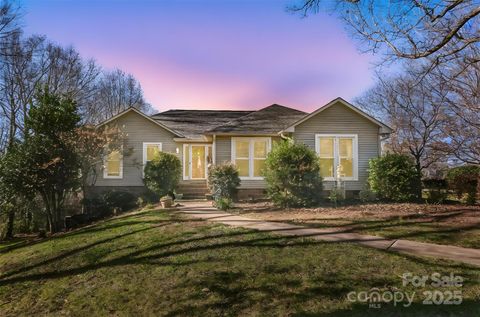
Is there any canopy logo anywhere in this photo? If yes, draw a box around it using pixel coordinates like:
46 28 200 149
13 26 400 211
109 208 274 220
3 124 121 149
347 272 463 309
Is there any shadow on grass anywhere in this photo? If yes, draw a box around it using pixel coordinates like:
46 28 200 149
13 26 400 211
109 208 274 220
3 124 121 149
282 216 480 247
0 221 174 280
1 205 479 316
1 216 477 288
165 263 478 317
0 207 207 255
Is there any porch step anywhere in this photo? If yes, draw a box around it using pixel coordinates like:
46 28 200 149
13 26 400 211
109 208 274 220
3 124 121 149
177 181 209 199
182 194 208 199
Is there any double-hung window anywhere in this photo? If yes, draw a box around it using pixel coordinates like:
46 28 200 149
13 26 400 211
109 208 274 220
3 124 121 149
315 134 358 181
143 143 162 172
232 137 271 179
104 148 123 179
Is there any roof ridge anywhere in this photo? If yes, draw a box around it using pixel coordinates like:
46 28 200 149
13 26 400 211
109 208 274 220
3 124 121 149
205 103 307 133
152 109 254 116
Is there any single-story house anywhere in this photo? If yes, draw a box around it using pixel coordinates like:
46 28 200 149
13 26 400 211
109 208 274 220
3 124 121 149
91 97 392 199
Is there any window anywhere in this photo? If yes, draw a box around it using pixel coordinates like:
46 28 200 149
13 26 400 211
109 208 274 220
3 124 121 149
104 149 123 179
232 137 271 179
143 143 162 176
315 134 358 181
143 143 162 166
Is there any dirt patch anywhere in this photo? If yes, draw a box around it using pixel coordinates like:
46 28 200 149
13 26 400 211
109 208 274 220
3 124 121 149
233 202 480 227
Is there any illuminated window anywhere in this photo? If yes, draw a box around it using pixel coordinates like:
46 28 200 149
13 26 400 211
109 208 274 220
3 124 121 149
104 149 123 179
143 143 162 176
232 138 271 179
315 134 357 180
143 143 162 166
318 137 335 178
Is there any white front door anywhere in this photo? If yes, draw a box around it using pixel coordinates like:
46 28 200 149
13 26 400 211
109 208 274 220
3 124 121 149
183 144 212 180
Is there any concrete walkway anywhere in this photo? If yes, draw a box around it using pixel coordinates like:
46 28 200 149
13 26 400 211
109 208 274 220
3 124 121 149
176 201 480 267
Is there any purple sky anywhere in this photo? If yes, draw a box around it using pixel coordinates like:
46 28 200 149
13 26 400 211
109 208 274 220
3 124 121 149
22 0 374 112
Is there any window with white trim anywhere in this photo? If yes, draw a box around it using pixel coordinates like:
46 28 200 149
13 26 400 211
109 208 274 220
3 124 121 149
143 142 162 167
104 149 123 179
232 137 271 179
315 134 358 181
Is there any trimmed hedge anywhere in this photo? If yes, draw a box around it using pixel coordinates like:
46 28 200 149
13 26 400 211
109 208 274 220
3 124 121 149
447 165 479 205
264 140 323 207
143 152 182 199
368 153 421 202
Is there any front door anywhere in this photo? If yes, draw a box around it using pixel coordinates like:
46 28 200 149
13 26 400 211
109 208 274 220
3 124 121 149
183 144 212 180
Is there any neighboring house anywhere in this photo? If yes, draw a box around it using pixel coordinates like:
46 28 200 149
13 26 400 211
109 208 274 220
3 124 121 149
92 97 391 199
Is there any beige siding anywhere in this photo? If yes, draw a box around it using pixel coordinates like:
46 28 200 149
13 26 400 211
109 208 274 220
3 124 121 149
95 111 179 187
292 101 380 190
215 136 282 189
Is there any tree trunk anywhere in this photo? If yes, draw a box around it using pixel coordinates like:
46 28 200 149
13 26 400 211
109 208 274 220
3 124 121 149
3 207 15 240
414 160 423 201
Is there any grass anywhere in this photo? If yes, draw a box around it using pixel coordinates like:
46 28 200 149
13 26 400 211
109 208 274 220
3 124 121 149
1 208 479 316
237 202 480 249
353 219 480 248
283 218 480 249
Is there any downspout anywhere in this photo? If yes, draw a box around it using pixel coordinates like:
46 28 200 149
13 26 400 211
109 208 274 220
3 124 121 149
212 134 216 164
280 131 293 143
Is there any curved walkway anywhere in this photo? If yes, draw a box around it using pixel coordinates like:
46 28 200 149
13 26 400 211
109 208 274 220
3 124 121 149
176 201 480 267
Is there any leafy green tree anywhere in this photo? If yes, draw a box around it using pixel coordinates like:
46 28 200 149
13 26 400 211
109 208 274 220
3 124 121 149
143 152 181 199
264 140 323 207
368 153 421 202
0 145 35 239
11 88 81 233
447 165 479 205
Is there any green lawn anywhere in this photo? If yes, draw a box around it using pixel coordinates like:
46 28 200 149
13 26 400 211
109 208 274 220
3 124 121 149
1 208 479 316
283 218 480 249
355 220 480 249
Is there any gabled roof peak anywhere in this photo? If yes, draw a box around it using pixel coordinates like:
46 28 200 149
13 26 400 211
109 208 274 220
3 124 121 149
282 97 392 134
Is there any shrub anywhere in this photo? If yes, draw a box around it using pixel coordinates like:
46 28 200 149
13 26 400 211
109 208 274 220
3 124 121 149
425 190 448 204
103 190 136 211
82 196 109 216
208 163 240 209
447 165 480 205
215 197 233 211
329 186 345 207
368 153 421 202
264 140 323 207
422 178 448 204
422 178 448 190
136 190 160 208
144 152 182 198
359 189 377 203
136 196 146 208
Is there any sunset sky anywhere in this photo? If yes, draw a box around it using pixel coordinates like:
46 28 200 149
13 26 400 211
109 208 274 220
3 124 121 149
22 0 375 112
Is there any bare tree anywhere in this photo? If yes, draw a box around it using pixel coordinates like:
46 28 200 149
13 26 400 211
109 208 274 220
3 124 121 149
0 33 47 147
292 0 480 64
356 67 448 187
83 68 152 124
430 50 480 164
42 44 100 103
0 1 21 54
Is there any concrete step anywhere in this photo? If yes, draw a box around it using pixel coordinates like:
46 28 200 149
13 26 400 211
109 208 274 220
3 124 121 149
183 194 208 199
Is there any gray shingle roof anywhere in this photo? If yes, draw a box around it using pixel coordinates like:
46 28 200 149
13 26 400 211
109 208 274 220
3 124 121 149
151 110 253 138
206 104 307 135
151 104 307 138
